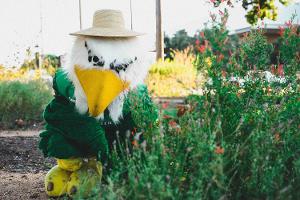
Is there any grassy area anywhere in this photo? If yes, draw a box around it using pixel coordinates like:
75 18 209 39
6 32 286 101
0 80 52 129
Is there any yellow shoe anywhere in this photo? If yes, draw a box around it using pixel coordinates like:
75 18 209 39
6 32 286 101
44 165 70 197
67 165 102 198
57 158 83 172
87 158 103 177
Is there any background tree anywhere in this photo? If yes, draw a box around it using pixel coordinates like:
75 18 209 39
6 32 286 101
211 0 291 24
164 29 195 59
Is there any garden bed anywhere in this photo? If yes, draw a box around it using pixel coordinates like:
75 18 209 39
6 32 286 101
0 131 55 200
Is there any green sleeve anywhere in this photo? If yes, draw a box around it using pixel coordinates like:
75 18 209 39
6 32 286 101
52 69 75 100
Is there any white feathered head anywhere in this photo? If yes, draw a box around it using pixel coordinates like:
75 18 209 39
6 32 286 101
64 36 150 122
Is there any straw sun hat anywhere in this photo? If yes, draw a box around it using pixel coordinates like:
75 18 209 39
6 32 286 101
70 9 143 37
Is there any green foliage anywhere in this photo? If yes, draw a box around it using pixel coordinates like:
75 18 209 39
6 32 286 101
194 9 239 74
239 30 274 70
164 29 196 59
194 9 298 77
79 73 299 199
211 0 291 24
188 11 300 198
80 12 300 200
124 85 159 133
277 22 300 75
0 80 52 128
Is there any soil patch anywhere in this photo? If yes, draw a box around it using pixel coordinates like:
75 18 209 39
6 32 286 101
0 130 55 200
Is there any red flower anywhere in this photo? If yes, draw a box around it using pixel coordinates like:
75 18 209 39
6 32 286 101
271 64 276 74
198 45 206 53
267 86 272 95
195 39 200 46
274 133 280 142
221 69 227 78
131 127 137 135
204 40 209 47
132 140 138 147
253 65 257 71
217 54 224 62
278 64 284 76
219 10 224 16
215 146 224 154
279 26 285 36
285 20 292 27
200 31 205 38
177 105 187 117
163 115 172 119
162 101 169 109
168 120 177 128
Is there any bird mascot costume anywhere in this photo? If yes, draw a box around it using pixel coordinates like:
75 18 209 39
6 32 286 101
39 9 158 198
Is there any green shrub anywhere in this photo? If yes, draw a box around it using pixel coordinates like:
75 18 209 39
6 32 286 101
239 30 274 71
0 80 52 128
278 22 300 75
78 73 299 199
181 76 299 199
83 13 300 200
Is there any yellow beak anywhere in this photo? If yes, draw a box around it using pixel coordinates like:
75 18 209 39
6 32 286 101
75 65 129 117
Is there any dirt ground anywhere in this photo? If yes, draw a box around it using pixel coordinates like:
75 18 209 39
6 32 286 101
0 130 55 200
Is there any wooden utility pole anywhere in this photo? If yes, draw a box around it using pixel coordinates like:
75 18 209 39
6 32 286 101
79 0 82 29
156 0 164 61
38 0 44 69
130 0 133 30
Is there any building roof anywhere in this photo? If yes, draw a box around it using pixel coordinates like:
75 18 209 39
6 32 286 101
230 24 289 36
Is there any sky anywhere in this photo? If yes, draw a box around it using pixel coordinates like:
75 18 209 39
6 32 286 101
0 0 299 66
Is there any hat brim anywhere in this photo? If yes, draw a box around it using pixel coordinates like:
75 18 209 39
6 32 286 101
70 27 144 37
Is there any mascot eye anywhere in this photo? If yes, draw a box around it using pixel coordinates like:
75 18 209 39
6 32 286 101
110 63 114 69
84 41 104 67
92 57 105 67
109 57 136 73
93 56 99 62
97 60 105 67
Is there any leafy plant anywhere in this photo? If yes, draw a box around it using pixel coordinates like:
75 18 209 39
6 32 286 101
210 0 291 24
277 20 300 75
85 10 300 200
164 30 196 60
0 80 52 128
239 30 274 71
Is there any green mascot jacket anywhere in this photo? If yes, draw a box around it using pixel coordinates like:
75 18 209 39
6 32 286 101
39 69 158 163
